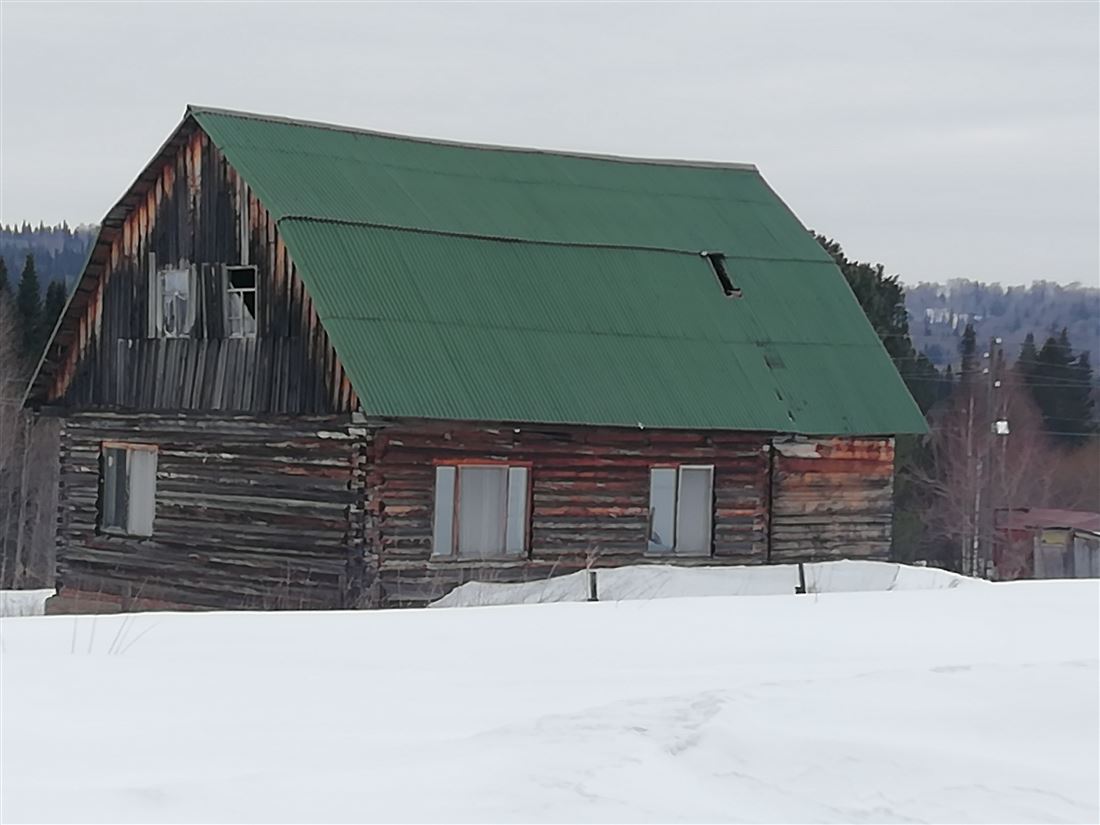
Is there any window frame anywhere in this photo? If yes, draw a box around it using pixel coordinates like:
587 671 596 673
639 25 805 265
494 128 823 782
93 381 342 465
224 264 259 339
98 441 159 538
156 265 195 339
431 460 532 560
647 463 715 556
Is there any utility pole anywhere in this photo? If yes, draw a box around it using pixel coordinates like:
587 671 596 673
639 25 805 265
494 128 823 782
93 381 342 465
986 337 1009 578
972 337 1008 579
964 392 975 575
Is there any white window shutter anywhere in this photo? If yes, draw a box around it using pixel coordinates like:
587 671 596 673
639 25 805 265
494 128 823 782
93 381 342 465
505 467 529 555
432 466 456 556
648 468 677 552
676 466 713 555
126 449 157 537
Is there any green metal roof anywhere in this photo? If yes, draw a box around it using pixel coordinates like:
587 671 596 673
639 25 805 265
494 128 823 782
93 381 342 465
193 107 926 434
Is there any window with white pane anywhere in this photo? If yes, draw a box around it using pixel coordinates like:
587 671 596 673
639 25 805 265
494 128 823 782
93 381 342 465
432 464 530 558
225 265 258 338
648 465 714 555
158 267 194 338
99 443 158 537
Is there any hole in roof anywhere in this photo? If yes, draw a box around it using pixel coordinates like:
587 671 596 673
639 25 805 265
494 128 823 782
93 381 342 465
701 251 741 298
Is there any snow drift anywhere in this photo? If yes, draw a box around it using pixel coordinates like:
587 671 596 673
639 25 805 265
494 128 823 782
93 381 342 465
0 589 54 617
432 559 981 608
1 581 1097 823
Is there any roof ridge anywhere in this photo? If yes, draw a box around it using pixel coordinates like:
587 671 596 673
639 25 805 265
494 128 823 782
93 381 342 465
187 104 760 172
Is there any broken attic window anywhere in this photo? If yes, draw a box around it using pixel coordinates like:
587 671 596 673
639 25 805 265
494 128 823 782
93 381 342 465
702 252 741 298
226 266 258 338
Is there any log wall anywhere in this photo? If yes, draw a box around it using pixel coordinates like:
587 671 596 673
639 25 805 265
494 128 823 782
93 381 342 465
53 411 357 610
770 437 895 563
365 425 895 607
49 417 895 612
365 420 772 607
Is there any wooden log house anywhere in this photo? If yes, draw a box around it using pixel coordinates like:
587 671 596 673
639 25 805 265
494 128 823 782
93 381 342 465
24 106 927 612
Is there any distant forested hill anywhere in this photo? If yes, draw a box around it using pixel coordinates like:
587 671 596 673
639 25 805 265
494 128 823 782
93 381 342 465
0 223 96 287
906 279 1099 368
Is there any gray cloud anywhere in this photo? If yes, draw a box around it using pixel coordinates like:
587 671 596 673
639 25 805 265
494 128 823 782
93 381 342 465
1 1 1096 285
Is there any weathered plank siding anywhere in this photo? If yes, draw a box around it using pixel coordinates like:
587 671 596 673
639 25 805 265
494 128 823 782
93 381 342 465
363 421 772 607
43 123 354 414
770 437 895 562
53 412 357 610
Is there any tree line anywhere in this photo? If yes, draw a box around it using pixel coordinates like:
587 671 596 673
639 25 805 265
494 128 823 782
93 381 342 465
906 277 1098 372
0 221 94 290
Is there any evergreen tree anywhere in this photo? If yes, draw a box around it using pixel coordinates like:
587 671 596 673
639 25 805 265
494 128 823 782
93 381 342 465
958 323 978 379
40 279 67 349
1017 333 1039 388
15 253 42 359
1067 351 1097 439
815 234 945 413
1030 329 1097 444
0 255 7 293
938 362 954 402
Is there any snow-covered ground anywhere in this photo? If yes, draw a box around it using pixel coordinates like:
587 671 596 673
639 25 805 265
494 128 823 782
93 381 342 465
2 581 1097 823
433 560 980 607
0 589 54 617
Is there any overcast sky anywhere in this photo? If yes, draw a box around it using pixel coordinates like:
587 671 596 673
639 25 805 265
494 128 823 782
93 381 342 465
1 1 1096 286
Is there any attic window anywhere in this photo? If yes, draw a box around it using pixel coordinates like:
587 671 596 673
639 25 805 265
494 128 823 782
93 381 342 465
149 260 195 339
225 266 258 338
702 251 741 298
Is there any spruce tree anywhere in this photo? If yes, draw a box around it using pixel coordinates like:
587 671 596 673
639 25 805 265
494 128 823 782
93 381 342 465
1031 328 1096 444
1064 350 1097 442
40 279 67 349
958 323 978 379
1017 333 1038 387
815 233 946 413
15 253 42 359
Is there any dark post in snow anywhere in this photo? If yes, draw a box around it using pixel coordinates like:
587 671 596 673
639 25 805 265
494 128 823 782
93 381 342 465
795 562 807 595
587 569 598 602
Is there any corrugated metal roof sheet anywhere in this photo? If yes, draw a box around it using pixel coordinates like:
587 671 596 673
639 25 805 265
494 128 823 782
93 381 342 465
193 107 926 434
